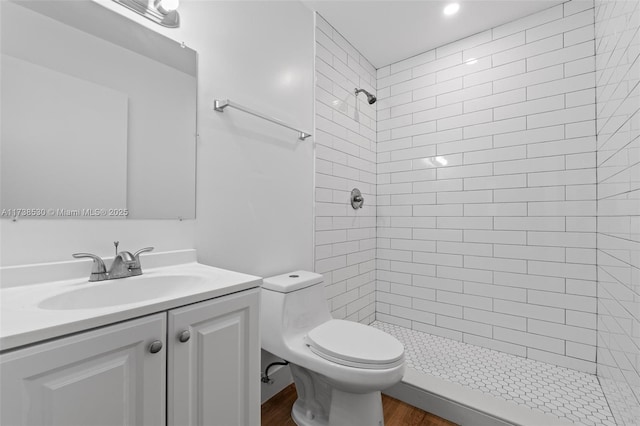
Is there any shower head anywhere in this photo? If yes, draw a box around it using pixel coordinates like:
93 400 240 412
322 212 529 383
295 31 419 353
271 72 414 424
355 88 377 105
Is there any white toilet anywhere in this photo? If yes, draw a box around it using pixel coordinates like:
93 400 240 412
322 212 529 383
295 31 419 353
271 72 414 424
261 271 405 426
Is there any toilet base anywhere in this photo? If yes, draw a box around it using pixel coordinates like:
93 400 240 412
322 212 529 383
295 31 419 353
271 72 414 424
291 400 326 426
328 389 384 426
291 389 384 426
289 364 384 426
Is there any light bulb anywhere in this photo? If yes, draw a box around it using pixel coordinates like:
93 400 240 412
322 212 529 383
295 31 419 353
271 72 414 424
443 3 460 16
158 0 179 12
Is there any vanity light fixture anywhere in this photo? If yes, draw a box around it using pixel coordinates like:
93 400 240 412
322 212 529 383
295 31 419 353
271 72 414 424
111 0 180 28
443 2 460 16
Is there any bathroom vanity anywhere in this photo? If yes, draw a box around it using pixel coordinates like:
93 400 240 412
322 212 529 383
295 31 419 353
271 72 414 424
0 250 261 426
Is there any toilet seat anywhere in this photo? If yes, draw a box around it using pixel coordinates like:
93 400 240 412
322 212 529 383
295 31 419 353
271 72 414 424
305 320 404 370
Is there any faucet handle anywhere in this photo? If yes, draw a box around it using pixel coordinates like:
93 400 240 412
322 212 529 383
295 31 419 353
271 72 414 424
72 253 108 281
72 253 107 272
129 247 153 274
133 247 154 259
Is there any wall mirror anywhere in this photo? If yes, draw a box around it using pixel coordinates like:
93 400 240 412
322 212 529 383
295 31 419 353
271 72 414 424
1 0 197 219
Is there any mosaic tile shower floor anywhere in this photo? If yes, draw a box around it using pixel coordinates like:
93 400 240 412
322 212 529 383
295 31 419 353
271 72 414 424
372 321 616 425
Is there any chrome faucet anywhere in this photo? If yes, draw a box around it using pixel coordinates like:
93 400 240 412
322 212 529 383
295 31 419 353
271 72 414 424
73 242 154 282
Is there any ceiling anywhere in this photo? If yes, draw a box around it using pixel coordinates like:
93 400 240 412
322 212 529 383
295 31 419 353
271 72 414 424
307 0 564 68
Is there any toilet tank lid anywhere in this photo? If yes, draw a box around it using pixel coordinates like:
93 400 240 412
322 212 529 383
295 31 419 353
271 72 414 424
262 270 323 293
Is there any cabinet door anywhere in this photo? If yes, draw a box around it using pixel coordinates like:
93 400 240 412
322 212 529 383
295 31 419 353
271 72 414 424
168 288 260 426
1 313 166 426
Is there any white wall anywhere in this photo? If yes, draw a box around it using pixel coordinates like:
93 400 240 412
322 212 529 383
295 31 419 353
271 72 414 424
181 0 314 403
0 219 195 266
375 1 598 373
594 0 640 424
314 14 378 323
188 1 315 278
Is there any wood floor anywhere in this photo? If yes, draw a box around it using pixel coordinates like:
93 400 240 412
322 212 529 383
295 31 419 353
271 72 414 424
261 384 457 426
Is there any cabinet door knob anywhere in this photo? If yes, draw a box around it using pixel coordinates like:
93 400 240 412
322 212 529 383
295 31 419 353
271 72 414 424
178 330 191 343
149 340 163 354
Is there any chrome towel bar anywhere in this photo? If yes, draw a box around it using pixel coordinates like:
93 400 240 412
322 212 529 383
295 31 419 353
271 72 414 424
213 99 312 141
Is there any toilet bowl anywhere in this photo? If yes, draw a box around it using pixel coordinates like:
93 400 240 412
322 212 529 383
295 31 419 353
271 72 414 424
261 271 405 426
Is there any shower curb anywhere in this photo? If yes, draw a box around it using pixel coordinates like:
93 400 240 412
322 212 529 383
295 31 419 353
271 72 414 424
385 368 575 426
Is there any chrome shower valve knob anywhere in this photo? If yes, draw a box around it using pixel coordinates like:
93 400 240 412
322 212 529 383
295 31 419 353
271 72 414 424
351 188 364 209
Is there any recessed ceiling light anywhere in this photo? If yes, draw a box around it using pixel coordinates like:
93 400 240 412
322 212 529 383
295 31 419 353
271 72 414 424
443 3 460 16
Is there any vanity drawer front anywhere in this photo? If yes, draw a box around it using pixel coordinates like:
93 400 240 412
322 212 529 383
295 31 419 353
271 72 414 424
0 313 166 426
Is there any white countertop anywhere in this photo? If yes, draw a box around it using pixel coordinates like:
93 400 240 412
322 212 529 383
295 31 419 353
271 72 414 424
0 250 262 351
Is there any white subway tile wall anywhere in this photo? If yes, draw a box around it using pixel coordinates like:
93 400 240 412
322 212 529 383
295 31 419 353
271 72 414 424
315 14 377 323
594 0 640 424
375 1 599 372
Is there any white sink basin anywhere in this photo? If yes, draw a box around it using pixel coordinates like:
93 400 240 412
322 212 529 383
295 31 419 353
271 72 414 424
39 275 205 310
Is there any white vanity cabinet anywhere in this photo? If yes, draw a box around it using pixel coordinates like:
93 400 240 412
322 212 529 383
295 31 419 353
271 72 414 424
0 313 167 426
0 287 260 426
168 288 260 426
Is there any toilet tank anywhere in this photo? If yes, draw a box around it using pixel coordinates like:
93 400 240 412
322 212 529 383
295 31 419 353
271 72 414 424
260 271 332 357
